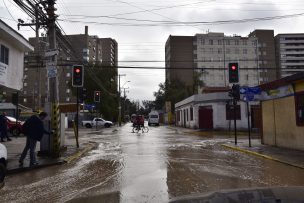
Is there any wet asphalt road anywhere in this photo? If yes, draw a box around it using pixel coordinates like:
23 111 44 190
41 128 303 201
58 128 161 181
1 124 304 203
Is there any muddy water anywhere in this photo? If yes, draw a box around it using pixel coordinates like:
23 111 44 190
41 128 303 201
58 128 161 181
1 124 304 203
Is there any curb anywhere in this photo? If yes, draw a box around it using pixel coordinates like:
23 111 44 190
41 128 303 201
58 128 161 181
7 160 65 175
63 143 97 164
221 144 304 170
7 143 97 175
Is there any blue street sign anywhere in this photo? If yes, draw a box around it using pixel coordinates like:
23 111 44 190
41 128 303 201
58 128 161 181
84 104 96 110
240 86 261 95
243 92 255 102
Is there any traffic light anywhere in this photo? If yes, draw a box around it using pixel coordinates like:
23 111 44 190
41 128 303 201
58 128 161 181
228 63 239 83
94 91 101 102
80 88 87 102
72 65 84 87
232 84 240 101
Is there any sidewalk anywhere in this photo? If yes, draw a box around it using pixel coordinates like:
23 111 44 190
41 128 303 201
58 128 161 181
222 138 304 169
167 126 304 169
2 134 97 174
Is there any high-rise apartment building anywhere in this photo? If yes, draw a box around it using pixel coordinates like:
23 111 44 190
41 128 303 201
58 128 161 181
165 33 261 94
248 29 278 83
165 35 194 88
100 38 118 67
194 32 259 88
20 26 118 110
275 33 304 78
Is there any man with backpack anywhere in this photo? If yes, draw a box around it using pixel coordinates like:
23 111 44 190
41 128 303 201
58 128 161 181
19 112 50 167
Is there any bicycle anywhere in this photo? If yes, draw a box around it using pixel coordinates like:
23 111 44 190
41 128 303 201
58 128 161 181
132 124 149 133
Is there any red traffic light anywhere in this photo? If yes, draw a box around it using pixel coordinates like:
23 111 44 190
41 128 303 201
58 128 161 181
96 92 99 96
231 65 236 71
75 68 81 73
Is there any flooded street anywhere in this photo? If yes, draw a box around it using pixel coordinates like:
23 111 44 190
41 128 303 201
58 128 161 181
1 124 304 203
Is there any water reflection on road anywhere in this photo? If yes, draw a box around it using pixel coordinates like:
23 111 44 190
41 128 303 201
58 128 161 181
1 124 304 203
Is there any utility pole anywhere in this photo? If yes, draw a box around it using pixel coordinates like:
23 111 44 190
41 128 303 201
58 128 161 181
46 0 60 157
35 3 42 111
118 74 126 126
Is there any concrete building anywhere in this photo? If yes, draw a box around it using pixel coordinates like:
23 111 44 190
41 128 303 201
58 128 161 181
165 35 194 88
259 72 304 150
100 38 118 67
19 26 118 110
175 92 260 130
165 33 261 95
275 33 304 78
249 29 278 83
194 32 259 89
0 19 34 103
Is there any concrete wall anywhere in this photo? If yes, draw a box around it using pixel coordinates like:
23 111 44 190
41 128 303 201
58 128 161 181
262 96 304 150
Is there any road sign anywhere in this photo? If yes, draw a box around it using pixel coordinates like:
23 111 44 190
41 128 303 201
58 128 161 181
45 49 59 57
240 87 261 95
243 92 255 102
47 66 57 78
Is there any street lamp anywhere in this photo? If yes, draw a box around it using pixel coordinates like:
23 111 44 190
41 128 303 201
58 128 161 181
119 80 130 126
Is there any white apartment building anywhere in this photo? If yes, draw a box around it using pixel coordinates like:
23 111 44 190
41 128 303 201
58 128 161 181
194 32 260 89
275 34 304 78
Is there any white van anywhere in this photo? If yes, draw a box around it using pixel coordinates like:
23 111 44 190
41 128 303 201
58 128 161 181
148 111 159 126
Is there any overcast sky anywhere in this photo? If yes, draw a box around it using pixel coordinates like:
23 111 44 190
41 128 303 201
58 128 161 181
1 0 304 101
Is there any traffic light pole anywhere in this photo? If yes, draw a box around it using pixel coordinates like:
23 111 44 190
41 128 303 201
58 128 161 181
76 87 79 148
233 99 237 145
247 101 251 147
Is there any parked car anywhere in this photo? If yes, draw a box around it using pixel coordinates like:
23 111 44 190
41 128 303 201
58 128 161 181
0 143 7 185
82 118 113 128
148 111 159 126
6 116 24 136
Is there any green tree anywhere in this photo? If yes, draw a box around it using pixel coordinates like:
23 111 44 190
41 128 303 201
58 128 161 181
72 64 118 121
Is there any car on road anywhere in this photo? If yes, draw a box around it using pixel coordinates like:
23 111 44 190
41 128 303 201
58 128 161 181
0 143 7 185
6 116 24 136
82 118 113 128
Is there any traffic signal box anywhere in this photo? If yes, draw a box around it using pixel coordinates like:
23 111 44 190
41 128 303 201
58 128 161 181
228 63 239 83
72 65 84 87
229 84 240 101
94 91 101 102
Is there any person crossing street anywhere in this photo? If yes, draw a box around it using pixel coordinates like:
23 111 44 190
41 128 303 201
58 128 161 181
19 112 50 167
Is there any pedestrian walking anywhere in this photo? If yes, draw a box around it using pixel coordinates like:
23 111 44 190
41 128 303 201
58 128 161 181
0 112 11 142
19 112 50 167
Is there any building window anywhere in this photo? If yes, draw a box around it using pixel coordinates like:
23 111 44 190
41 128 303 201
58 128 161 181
243 40 247 45
226 48 230 54
235 40 239 45
226 40 230 45
235 48 239 54
295 92 304 126
252 41 257 46
209 39 213 45
23 91 27 95
190 107 193 121
243 49 247 54
0 45 9 65
218 48 222 54
218 40 222 45
226 104 241 120
24 82 27 87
